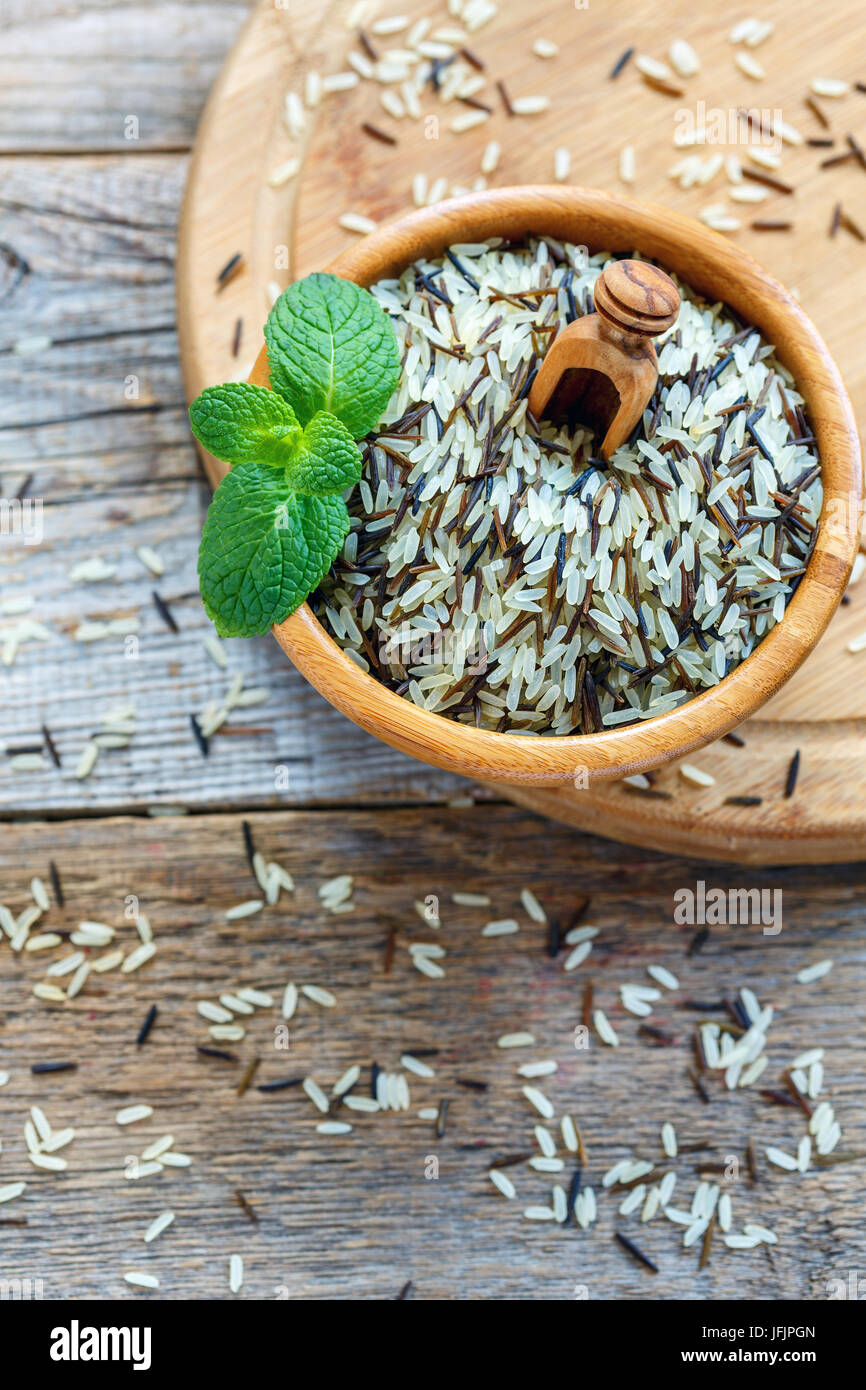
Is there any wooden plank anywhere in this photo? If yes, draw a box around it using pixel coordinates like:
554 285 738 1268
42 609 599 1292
0 1 252 152
0 151 463 813
0 152 193 505
0 807 863 1298
0 155 187 443
0 460 466 813
0 556 466 814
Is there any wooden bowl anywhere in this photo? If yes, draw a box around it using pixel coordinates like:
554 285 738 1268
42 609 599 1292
247 187 861 785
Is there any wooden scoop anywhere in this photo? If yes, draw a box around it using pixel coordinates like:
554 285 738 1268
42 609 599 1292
528 258 680 458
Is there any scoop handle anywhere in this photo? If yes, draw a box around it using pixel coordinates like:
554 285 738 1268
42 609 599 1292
593 259 680 346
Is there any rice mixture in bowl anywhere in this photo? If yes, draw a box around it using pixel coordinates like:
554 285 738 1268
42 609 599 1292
311 238 822 735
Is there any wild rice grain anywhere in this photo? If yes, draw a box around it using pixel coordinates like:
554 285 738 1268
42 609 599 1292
615 1230 659 1273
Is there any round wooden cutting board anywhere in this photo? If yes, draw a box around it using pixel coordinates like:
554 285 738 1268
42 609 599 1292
177 0 866 863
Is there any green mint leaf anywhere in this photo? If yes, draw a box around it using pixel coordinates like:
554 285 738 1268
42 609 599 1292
197 459 349 637
189 383 301 466
264 272 401 439
285 411 362 495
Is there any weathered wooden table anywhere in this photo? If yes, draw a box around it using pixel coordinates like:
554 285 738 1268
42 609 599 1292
0 0 863 1301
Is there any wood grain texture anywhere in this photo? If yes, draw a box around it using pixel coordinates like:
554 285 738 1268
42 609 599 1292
0 807 864 1299
0 151 464 814
507 719 866 864
176 0 866 859
0 0 252 152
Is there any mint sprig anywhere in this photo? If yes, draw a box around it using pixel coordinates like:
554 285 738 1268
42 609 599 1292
190 383 301 468
265 272 401 439
198 462 351 638
190 273 399 638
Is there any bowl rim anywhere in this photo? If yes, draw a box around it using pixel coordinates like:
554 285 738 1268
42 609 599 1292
251 186 862 784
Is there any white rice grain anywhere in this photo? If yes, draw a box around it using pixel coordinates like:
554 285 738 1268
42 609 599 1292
520 888 546 923
339 212 378 235
482 917 519 937
497 1031 536 1048
619 145 636 184
116 1105 153 1126
669 39 700 76
302 1078 330 1113
518 1060 557 1077
282 983 298 1020
647 964 679 990
563 940 593 972
511 96 550 115
796 959 833 984
489 1168 516 1198
810 78 849 98
225 900 264 921
121 942 156 973
301 985 336 1007
144 1211 175 1243
593 1009 619 1046
765 1145 798 1171
679 763 716 788
522 1086 554 1119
